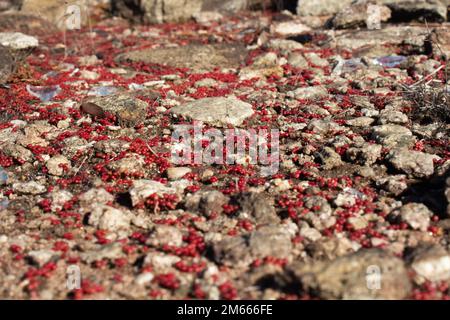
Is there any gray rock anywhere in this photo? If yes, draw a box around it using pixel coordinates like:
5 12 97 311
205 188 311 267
239 52 284 80
297 0 354 16
80 242 124 264
378 110 408 125
144 252 181 272
0 44 13 84
147 225 183 247
303 196 334 231
380 0 448 23
346 143 382 166
304 52 329 68
413 58 441 76
194 78 218 88
27 249 58 267
287 86 329 100
61 136 89 158
287 52 308 69
46 155 71 176
333 25 430 57
94 139 130 154
347 217 369 230
107 154 145 175
286 249 412 299
12 181 46 195
334 191 358 207
376 175 408 196
166 167 192 180
307 119 343 134
406 244 450 284
113 0 255 23
88 205 131 232
79 188 115 208
212 235 250 266
305 237 355 260
429 26 450 58
270 20 312 37
212 225 292 266
0 32 38 50
134 272 155 286
129 180 178 207
112 0 203 23
356 166 376 178
372 124 415 148
249 225 293 259
81 94 148 127
346 117 375 127
203 0 255 12
316 147 343 170
171 96 254 127
268 39 304 51
3 143 32 162
234 192 278 224
397 203 433 231
117 43 247 72
184 190 229 216
192 10 224 24
331 3 391 29
350 95 375 109
16 123 54 147
50 189 73 211
387 148 439 178
299 226 322 242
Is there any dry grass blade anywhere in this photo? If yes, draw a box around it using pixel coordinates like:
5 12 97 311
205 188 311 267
401 80 449 128
400 20 449 131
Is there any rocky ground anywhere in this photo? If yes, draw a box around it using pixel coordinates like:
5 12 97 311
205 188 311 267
0 0 449 300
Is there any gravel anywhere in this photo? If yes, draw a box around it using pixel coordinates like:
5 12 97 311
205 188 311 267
0 1 449 300
286 249 412 299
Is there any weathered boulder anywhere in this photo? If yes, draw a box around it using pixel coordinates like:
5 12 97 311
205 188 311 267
234 192 279 224
0 44 13 84
212 225 293 266
81 94 148 127
170 96 254 127
406 244 450 284
387 148 439 178
396 203 433 231
330 3 391 29
285 249 412 299
380 0 448 23
113 0 203 24
297 0 354 16
117 43 247 72
0 32 38 50
331 25 432 57
112 0 266 23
